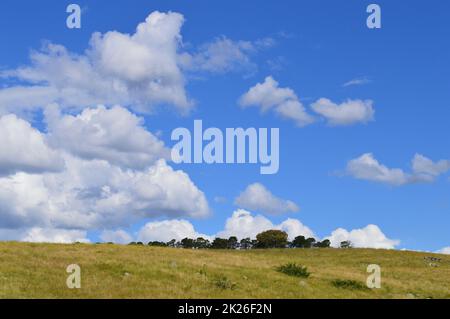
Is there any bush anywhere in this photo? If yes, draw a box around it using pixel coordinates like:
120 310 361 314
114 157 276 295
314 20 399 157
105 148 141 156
276 263 310 278
213 275 237 290
331 279 367 290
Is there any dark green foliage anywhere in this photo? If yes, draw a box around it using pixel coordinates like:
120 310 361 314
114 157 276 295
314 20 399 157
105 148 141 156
195 237 211 249
211 238 229 249
148 241 167 247
256 230 288 248
331 279 367 290
180 238 195 248
291 236 318 248
276 263 310 278
315 239 331 248
240 237 252 249
227 236 238 249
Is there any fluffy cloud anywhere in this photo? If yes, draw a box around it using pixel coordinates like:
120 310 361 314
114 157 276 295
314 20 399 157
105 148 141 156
0 11 191 114
239 77 376 127
346 153 450 186
0 12 273 116
45 105 169 170
234 183 299 215
326 224 399 249
310 98 374 126
412 154 450 182
21 228 90 243
346 153 410 186
239 76 314 127
0 156 209 231
137 219 210 243
100 230 133 244
436 247 450 255
0 227 89 243
216 209 314 240
0 114 64 176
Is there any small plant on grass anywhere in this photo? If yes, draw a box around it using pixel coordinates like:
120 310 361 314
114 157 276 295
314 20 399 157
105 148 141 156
331 279 367 290
213 275 237 290
276 263 310 278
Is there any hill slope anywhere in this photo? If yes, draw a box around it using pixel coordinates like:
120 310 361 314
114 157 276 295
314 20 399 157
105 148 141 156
0 242 448 299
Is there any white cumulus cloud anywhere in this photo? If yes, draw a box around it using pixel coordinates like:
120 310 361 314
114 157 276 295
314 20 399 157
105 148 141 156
45 104 169 170
412 154 450 182
346 153 410 186
239 76 314 127
0 11 191 114
216 209 314 240
0 12 274 117
100 230 133 244
345 153 450 186
0 156 209 231
234 183 299 215
310 98 374 126
326 224 399 249
0 114 64 176
137 219 210 243
21 228 89 244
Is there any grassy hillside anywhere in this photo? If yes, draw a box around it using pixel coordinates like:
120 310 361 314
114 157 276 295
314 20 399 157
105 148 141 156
0 242 449 299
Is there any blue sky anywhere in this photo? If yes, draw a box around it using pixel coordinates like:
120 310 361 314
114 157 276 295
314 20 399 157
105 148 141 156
0 0 449 252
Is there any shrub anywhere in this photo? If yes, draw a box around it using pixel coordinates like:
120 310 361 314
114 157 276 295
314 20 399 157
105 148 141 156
276 263 310 278
213 275 237 290
331 279 367 290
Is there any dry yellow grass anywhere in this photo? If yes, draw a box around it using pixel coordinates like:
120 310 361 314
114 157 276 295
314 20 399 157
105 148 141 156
0 242 449 299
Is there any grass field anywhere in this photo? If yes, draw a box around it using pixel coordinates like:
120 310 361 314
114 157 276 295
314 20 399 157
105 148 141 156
0 242 449 299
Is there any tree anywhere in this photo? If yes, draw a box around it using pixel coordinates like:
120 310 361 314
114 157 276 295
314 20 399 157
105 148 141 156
240 237 252 250
227 236 239 249
305 237 316 248
211 238 228 249
315 239 331 248
255 230 288 248
292 235 307 248
147 241 166 247
166 239 176 247
340 240 353 249
180 237 195 249
195 237 210 249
